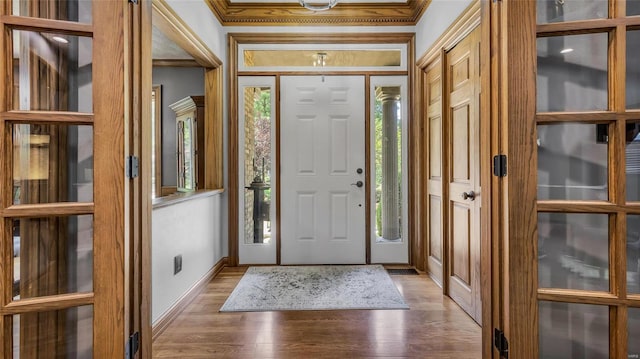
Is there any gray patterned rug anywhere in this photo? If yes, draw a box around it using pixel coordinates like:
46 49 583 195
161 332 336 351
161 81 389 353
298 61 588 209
220 265 409 312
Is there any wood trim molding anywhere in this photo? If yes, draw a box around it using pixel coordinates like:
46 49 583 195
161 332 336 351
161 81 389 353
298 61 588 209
152 257 228 342
152 59 200 67
151 0 222 68
228 32 415 267
416 0 481 69
207 0 430 26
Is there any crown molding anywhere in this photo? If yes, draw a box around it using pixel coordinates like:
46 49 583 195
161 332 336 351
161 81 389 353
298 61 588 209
206 0 431 26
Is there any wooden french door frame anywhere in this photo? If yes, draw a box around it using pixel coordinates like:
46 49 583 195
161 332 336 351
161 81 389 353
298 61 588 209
494 0 640 357
0 1 132 357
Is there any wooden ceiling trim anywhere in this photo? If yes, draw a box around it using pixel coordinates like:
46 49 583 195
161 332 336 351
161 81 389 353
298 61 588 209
207 0 430 26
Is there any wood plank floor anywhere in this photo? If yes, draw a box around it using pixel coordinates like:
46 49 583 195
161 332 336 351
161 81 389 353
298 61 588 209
153 267 482 358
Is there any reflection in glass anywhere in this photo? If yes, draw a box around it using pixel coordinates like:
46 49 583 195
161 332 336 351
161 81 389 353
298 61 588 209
12 124 93 205
629 0 640 16
629 31 640 109
537 0 607 24
538 213 609 291
374 86 403 242
12 216 93 301
539 302 608 359
628 122 640 201
537 124 608 200
12 0 92 22
537 33 608 112
13 30 92 112
630 308 640 358
243 87 273 244
13 305 93 358
630 216 640 294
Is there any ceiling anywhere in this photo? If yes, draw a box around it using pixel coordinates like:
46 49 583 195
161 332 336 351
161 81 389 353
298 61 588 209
152 0 430 61
152 25 193 60
207 0 431 26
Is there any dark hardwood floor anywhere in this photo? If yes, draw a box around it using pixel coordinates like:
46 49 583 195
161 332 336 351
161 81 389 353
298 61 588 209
152 267 482 358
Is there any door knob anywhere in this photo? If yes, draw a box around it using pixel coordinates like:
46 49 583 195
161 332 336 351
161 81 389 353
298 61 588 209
462 191 476 201
351 181 364 188
356 168 363 174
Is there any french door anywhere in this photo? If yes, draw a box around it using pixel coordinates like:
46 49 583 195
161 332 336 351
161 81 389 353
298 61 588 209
0 1 128 357
500 0 640 357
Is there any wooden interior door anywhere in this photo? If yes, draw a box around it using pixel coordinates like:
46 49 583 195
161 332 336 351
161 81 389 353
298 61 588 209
0 1 128 357
446 27 482 324
425 59 445 287
497 0 640 356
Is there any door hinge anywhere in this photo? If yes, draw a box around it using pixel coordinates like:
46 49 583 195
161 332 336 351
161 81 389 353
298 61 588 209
125 331 140 359
126 155 140 179
493 154 507 177
494 328 509 358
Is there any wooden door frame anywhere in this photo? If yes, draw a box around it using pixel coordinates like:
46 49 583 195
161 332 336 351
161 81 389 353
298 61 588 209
415 0 497 357
228 33 415 267
138 0 223 355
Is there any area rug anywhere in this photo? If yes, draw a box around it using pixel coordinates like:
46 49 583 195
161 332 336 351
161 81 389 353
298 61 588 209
219 265 409 312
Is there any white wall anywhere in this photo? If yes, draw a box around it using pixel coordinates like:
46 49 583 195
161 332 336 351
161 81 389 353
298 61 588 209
415 0 473 58
151 194 222 323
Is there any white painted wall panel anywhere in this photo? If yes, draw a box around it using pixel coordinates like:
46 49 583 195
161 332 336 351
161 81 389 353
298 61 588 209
151 194 222 324
415 0 473 58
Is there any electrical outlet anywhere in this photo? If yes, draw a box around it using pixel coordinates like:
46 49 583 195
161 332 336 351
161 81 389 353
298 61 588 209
174 255 182 275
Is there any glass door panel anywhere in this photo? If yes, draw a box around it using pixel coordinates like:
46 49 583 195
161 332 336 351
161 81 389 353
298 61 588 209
12 0 92 23
12 30 93 112
537 123 608 201
628 121 640 201
238 77 276 265
539 301 609 358
12 305 93 358
12 123 93 204
538 213 609 291
630 215 640 294
628 31 640 109
630 308 640 358
537 33 608 112
537 0 608 24
12 215 93 301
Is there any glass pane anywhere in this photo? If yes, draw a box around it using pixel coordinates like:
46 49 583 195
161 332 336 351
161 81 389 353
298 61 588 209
629 31 640 109
177 117 195 192
12 215 93 301
538 213 609 291
539 302 609 359
12 124 93 204
243 87 273 244
629 0 640 16
12 30 92 112
537 33 608 112
628 121 640 201
537 0 607 24
630 216 640 294
12 0 92 23
374 86 403 242
630 308 640 359
538 123 608 200
12 305 93 358
243 49 402 68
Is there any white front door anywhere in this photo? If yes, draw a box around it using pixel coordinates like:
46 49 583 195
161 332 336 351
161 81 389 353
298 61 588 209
280 76 366 264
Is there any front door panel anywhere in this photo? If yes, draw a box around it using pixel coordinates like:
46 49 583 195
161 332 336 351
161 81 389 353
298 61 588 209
281 76 366 264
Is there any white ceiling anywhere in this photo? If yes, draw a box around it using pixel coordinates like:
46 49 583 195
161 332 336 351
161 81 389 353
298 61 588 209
152 25 193 60
229 0 406 2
